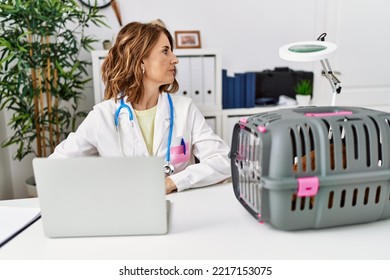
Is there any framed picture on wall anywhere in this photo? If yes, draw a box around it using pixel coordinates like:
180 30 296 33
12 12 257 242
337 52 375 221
175 30 201 49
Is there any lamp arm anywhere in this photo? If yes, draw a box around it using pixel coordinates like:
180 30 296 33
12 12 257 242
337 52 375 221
320 59 342 106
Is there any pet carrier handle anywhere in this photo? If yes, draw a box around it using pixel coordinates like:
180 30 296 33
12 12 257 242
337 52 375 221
305 111 352 117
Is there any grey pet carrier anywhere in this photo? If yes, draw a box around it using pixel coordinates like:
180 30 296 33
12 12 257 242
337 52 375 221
230 106 390 230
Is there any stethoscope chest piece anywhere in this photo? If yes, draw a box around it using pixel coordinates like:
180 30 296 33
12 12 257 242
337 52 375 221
163 162 175 175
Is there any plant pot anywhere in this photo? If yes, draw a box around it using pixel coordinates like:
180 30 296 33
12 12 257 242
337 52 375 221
296 95 311 106
25 176 37 198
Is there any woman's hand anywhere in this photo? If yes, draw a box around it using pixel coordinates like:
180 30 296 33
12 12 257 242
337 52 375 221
165 177 177 194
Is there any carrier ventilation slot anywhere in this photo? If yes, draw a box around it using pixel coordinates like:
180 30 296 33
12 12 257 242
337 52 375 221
291 194 315 211
339 126 347 169
322 117 385 170
385 118 390 128
369 116 383 167
290 129 297 168
363 124 371 167
327 186 382 209
351 125 359 160
321 120 336 170
253 113 281 127
258 113 281 124
290 124 316 173
299 126 306 171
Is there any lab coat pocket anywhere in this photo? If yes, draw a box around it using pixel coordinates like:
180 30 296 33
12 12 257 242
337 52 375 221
170 141 190 164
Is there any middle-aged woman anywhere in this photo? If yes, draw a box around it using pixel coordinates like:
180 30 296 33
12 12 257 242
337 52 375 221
50 21 231 193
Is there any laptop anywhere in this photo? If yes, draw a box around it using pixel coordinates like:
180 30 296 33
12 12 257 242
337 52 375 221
32 157 169 238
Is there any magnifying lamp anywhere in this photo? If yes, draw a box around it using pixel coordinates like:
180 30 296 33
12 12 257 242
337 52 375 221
279 33 341 106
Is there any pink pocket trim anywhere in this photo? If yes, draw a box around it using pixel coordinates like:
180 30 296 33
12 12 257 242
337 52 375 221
170 142 190 164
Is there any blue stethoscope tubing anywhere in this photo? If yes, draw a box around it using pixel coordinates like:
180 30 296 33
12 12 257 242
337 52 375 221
114 93 175 174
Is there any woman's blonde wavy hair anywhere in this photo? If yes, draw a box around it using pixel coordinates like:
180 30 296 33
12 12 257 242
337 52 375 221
101 21 179 104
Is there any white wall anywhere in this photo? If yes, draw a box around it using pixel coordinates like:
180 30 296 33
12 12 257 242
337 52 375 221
1 0 388 198
85 0 325 72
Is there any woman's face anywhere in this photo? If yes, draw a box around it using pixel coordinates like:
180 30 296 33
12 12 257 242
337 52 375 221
143 33 178 88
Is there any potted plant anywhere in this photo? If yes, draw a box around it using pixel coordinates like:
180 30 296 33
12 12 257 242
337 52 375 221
0 0 107 196
294 79 313 106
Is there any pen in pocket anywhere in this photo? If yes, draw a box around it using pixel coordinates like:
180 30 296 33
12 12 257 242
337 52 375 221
181 138 186 155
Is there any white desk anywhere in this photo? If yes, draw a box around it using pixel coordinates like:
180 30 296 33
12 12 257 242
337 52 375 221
0 183 389 260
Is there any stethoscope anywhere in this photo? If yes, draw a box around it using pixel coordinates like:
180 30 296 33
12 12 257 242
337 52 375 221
114 93 175 175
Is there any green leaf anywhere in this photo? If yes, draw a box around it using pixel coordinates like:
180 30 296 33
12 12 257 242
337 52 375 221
0 0 107 161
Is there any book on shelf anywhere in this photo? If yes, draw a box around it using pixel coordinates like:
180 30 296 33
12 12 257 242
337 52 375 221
222 70 255 109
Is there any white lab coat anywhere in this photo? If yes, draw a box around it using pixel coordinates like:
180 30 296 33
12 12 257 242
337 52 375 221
50 93 231 192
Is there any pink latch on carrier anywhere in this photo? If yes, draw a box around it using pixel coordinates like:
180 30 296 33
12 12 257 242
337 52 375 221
239 117 248 129
257 125 267 133
297 177 319 197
